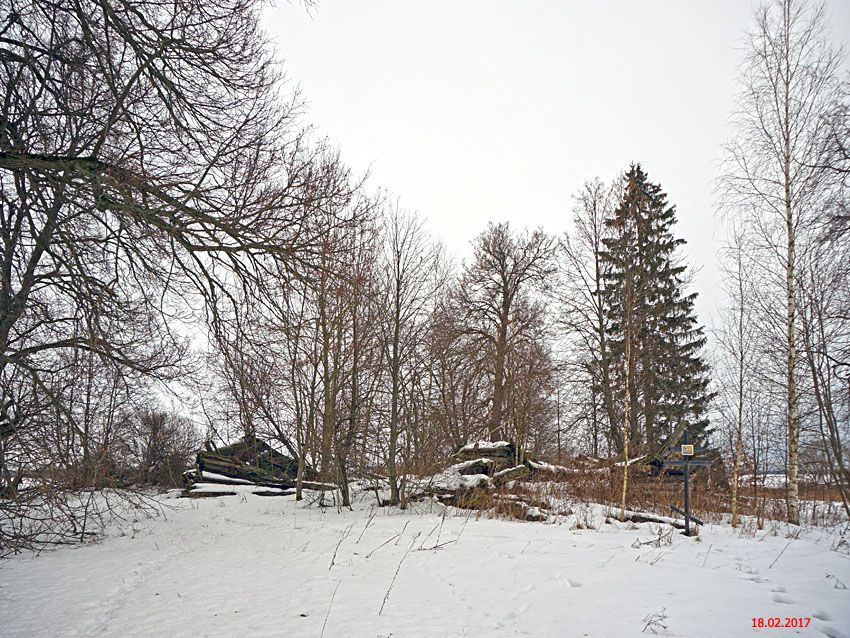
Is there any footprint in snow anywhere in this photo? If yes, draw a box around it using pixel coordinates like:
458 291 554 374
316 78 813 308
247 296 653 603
771 585 788 593
812 609 831 621
504 602 530 621
555 575 581 588
770 592 793 604
821 625 849 638
746 575 770 583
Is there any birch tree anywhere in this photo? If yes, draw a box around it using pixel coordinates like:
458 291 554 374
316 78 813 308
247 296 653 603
720 0 844 524
556 178 618 457
716 227 759 527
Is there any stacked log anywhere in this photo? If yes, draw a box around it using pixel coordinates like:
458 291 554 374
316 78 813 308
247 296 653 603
454 440 571 481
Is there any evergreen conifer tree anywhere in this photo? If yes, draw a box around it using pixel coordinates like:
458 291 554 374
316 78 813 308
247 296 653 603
601 165 713 454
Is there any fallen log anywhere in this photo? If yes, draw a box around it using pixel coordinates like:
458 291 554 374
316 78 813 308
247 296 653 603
492 464 530 486
186 492 237 499
183 488 296 498
292 479 337 491
526 460 571 478
253 489 297 497
606 507 687 530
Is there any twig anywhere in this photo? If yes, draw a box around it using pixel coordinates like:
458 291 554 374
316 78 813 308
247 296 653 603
702 544 712 568
379 532 421 616
642 607 668 634
649 550 667 566
454 510 472 545
420 510 447 551
418 520 441 550
421 540 454 551
521 528 540 555
768 540 791 570
366 533 400 559
394 520 410 546
356 508 377 544
320 581 341 638
434 510 447 546
826 574 847 589
329 523 355 570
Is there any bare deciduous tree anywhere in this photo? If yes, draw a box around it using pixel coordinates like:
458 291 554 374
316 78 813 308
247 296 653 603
0 0 360 547
377 207 442 505
457 223 554 443
716 226 760 527
719 0 844 524
556 178 618 457
798 238 850 516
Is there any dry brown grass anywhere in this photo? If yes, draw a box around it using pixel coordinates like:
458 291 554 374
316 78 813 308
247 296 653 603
512 468 847 528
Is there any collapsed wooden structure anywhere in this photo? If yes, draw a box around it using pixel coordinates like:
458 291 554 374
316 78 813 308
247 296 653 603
180 432 725 530
182 436 334 497
407 440 573 521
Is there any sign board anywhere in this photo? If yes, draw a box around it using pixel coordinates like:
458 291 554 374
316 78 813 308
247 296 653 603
681 444 694 456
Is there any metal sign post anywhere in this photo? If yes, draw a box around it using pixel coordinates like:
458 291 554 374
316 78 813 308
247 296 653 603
663 426 710 536
683 428 691 535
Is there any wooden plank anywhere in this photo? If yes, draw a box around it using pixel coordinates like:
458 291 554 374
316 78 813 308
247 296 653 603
670 505 705 526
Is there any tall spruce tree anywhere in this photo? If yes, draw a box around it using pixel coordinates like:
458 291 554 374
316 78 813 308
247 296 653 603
601 165 713 455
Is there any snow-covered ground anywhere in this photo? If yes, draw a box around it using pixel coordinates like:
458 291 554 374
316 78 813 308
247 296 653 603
1 490 848 637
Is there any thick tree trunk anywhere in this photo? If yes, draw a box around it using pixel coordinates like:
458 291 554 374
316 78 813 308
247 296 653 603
594 236 618 453
337 307 360 509
387 320 401 506
319 273 335 483
295 453 305 502
620 298 633 522
490 308 509 442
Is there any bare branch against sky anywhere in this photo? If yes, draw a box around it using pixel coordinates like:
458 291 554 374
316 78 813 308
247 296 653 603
262 0 850 326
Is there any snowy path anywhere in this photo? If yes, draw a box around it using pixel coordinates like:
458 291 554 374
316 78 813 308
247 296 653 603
1 493 848 637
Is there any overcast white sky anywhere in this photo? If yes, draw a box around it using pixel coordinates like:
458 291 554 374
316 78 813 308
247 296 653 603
262 0 850 328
